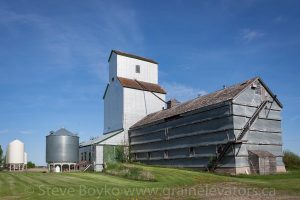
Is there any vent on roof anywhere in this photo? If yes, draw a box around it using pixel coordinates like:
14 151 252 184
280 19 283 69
166 99 180 109
251 83 258 89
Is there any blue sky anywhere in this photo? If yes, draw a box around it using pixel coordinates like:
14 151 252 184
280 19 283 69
0 0 299 165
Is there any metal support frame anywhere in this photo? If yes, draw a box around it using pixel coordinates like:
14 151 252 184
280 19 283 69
7 163 26 172
48 162 77 173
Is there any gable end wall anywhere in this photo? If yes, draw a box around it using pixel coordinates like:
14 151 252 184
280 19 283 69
232 81 285 174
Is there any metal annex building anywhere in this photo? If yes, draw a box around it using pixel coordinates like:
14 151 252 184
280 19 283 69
129 77 286 175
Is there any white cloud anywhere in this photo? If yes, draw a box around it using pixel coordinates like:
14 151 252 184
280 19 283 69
19 130 33 135
241 28 265 42
162 82 207 102
0 3 146 110
0 2 144 83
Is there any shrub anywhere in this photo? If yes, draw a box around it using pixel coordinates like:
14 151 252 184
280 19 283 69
207 156 217 171
27 161 36 169
115 146 125 163
103 145 129 163
283 150 300 170
104 162 155 181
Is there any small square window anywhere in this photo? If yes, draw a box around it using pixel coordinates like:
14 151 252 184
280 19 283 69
189 147 195 157
164 150 169 159
147 152 151 160
136 65 140 73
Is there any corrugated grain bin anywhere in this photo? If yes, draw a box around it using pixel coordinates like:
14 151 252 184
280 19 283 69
46 128 79 163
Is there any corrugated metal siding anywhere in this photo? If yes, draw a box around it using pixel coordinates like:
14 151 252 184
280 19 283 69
129 78 285 174
129 103 236 169
232 83 284 170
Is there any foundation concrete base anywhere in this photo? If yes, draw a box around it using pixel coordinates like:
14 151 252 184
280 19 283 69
276 165 286 173
214 167 236 175
235 167 251 175
215 166 286 175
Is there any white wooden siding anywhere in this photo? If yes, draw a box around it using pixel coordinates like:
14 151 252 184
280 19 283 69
94 146 103 172
111 53 158 84
100 131 128 145
123 87 165 130
109 53 117 83
105 52 164 134
103 81 123 133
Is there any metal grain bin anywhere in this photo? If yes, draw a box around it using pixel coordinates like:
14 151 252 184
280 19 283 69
46 128 79 163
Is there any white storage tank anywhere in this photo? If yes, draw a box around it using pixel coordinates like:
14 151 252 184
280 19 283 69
6 139 27 171
6 139 24 164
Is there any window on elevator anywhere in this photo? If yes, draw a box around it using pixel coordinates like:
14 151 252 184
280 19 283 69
136 65 140 73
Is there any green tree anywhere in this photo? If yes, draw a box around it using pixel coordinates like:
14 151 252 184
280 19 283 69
0 145 3 166
283 150 300 170
27 161 36 169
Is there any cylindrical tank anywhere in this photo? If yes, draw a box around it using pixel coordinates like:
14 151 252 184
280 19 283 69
6 139 25 164
46 128 79 163
24 152 28 164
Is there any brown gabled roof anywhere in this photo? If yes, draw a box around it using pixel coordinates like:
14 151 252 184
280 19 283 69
117 77 166 94
131 77 259 129
108 50 158 64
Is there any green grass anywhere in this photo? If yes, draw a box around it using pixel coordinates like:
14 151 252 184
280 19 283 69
232 169 300 192
0 164 299 199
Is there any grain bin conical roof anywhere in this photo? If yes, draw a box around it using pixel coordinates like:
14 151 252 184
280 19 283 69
49 128 77 136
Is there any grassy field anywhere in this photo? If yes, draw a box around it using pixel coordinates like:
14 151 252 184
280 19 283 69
0 164 299 199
